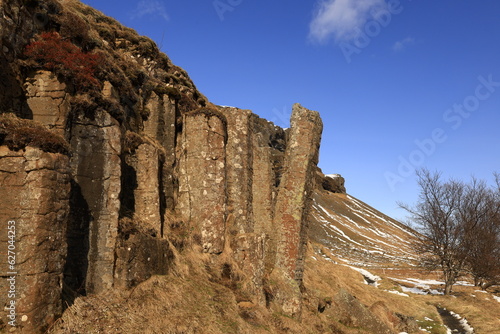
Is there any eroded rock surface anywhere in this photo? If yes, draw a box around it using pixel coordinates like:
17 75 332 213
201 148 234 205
69 110 121 294
322 173 346 194
25 70 70 136
178 109 227 254
0 0 327 330
272 104 323 316
0 147 70 333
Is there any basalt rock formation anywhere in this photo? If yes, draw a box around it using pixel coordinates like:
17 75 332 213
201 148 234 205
321 173 346 194
0 0 323 331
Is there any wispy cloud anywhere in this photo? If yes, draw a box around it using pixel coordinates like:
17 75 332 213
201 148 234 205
132 0 169 21
309 0 386 43
393 37 415 52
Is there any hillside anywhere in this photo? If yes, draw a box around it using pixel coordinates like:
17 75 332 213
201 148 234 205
310 186 418 268
308 179 500 334
0 0 499 333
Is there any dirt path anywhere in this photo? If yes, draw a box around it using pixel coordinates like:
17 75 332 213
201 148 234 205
436 307 471 334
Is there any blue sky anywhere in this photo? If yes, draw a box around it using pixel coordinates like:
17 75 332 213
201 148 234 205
81 0 500 221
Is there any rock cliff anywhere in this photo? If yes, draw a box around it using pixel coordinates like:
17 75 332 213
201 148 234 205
0 0 323 331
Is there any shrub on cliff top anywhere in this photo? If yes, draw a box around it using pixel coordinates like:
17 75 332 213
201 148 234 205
24 32 101 90
0 113 70 155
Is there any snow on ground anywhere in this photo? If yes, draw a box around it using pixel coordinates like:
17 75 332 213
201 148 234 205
390 278 444 295
456 281 474 286
315 202 416 261
406 278 444 285
449 311 474 334
400 286 435 295
386 290 409 297
348 266 381 287
493 295 500 303
473 290 487 293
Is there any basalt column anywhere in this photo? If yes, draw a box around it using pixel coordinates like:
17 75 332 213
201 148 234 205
0 147 70 333
143 92 177 227
69 111 121 294
178 109 227 254
273 103 323 316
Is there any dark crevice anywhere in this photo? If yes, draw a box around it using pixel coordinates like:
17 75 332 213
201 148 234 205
63 179 91 308
119 157 137 218
159 155 166 238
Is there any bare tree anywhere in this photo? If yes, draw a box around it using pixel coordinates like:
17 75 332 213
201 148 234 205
399 169 466 295
464 174 500 290
400 169 500 294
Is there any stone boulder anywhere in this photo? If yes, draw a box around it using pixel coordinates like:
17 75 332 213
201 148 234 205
322 173 346 194
333 289 394 334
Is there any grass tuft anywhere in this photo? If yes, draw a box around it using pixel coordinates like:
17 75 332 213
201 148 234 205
0 113 70 155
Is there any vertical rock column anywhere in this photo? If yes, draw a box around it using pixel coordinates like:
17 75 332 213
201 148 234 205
273 103 323 316
222 107 254 235
222 108 270 303
125 142 162 235
251 118 283 276
70 111 121 294
0 147 70 333
24 70 71 136
178 110 226 253
143 92 177 226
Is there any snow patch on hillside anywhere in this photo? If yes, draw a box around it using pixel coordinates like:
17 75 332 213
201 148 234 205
390 278 444 295
386 290 409 297
348 266 381 287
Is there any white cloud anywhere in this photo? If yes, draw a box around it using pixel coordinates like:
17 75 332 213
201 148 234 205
309 0 386 43
392 36 415 52
132 0 169 21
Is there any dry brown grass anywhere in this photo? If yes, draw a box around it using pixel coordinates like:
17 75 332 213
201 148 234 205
46 240 500 334
307 244 500 334
0 113 70 154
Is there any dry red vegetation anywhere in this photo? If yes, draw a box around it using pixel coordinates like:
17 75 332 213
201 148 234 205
25 32 100 89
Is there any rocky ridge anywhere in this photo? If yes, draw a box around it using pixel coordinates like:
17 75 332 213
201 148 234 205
0 0 324 331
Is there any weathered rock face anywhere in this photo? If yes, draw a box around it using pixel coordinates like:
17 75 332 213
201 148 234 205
0 0 60 118
275 104 323 281
0 147 70 333
322 173 346 194
0 0 326 331
334 289 394 334
114 218 175 289
25 70 70 136
68 110 122 294
273 104 323 316
178 110 227 254
223 108 254 236
123 142 162 235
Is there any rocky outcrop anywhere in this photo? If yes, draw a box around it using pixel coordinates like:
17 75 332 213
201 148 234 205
68 110 122 294
334 289 395 334
322 173 346 194
114 218 175 289
123 142 162 235
178 109 227 254
273 104 323 316
25 70 70 136
0 0 326 331
0 146 70 333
